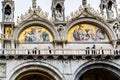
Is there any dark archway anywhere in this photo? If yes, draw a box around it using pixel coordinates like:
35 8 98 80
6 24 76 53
79 68 119 80
16 70 55 80
5 5 11 15
74 61 120 80
9 61 65 80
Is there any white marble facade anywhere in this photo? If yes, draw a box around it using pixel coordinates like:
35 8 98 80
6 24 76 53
0 0 120 80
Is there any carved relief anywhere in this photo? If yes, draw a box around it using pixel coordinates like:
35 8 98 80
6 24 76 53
0 64 6 77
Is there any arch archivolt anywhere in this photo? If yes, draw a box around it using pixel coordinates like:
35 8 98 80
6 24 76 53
8 61 65 80
54 2 63 9
14 20 58 41
74 61 120 80
65 18 117 41
4 3 12 8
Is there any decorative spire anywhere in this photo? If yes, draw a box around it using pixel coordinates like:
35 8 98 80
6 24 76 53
82 0 87 7
32 0 37 9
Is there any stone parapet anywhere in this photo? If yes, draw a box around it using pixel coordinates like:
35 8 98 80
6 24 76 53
0 48 119 60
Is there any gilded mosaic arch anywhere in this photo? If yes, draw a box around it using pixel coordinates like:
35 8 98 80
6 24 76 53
65 18 117 42
67 23 109 42
18 26 53 42
14 21 58 42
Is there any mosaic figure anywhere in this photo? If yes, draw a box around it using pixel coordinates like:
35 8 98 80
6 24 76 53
21 26 51 42
96 29 105 40
70 24 107 41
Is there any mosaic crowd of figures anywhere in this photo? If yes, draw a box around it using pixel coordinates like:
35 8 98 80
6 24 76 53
67 24 109 42
72 28 105 41
18 26 53 42
24 29 50 42
18 24 109 42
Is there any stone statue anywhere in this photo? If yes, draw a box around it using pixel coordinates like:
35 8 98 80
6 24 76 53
36 6 42 13
28 7 33 14
113 23 120 39
82 0 87 6
5 14 10 22
57 25 64 40
118 30 120 39
107 9 114 19
66 16 70 22
99 3 105 15
55 10 63 21
16 16 20 25
32 0 37 8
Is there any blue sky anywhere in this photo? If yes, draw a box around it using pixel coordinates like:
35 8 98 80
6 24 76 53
0 0 120 22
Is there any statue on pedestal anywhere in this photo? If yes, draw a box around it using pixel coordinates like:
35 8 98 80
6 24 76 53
82 0 87 7
57 25 64 40
55 10 63 21
32 0 37 9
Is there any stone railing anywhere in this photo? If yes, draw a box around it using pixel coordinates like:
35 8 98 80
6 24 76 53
0 48 119 59
0 48 119 55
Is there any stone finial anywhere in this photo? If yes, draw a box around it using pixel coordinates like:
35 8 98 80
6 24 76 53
66 16 70 22
36 6 42 13
16 16 20 25
32 0 37 9
28 7 33 14
82 0 87 7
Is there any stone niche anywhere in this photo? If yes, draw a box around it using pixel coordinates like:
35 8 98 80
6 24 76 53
0 64 6 78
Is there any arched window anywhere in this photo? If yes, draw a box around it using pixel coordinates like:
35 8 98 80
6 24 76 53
4 5 11 15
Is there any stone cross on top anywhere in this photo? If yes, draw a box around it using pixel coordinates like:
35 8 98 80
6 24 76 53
32 0 37 9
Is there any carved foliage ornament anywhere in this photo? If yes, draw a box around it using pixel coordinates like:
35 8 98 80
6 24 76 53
16 6 49 26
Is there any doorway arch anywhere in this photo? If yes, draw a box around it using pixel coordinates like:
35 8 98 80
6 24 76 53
79 68 119 80
74 61 120 80
16 70 54 80
9 61 65 80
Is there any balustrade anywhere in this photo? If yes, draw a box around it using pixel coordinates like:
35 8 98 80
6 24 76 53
0 48 119 56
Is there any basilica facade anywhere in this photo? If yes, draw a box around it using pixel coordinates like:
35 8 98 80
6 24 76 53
0 0 120 80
